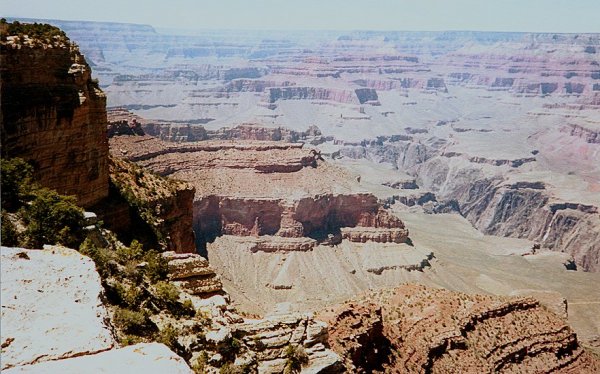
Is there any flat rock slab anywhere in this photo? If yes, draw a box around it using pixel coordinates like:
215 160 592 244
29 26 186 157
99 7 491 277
0 246 116 370
4 343 193 373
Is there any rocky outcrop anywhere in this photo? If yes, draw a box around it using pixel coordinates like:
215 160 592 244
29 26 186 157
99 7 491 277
340 137 600 272
455 181 600 272
320 284 600 373
3 343 193 373
221 78 295 92
197 193 408 249
0 246 116 370
0 24 109 208
106 156 196 253
561 123 600 144
163 251 223 295
267 87 379 105
234 312 342 373
1 221 341 374
317 302 389 373
341 208 409 243
108 108 329 144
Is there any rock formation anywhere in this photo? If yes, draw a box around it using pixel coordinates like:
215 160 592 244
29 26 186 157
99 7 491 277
1 24 109 208
3 343 194 374
0 246 116 370
340 136 600 272
104 156 196 253
109 134 410 251
319 284 600 373
164 251 223 296
1 237 342 373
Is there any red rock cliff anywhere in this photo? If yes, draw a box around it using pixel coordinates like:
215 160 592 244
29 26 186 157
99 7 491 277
1 24 109 208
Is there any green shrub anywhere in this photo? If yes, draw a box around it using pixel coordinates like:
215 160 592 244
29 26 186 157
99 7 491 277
113 307 148 334
219 362 250 374
143 249 168 281
22 188 84 248
155 324 180 351
122 261 143 285
114 282 144 308
252 336 266 351
79 238 115 278
180 299 196 315
284 344 308 374
217 337 242 360
153 281 180 304
1 210 20 246
2 21 68 42
1 157 34 212
116 239 144 263
191 351 208 374
120 334 144 346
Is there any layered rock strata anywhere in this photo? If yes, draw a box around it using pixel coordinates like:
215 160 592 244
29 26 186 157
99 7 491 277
163 251 223 296
319 284 600 373
0 26 109 208
233 312 342 373
109 134 409 251
339 137 600 272
108 108 329 144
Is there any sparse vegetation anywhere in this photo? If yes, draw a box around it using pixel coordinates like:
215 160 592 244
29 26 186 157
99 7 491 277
78 233 204 359
21 188 85 248
217 336 242 361
284 344 309 374
155 324 180 351
1 157 85 248
0 20 68 44
113 307 149 334
191 351 209 373
1 211 20 247
109 156 190 251
1 157 34 211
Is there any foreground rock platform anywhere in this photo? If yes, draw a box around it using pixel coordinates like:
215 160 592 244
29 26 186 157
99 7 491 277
3 343 193 373
0 246 116 370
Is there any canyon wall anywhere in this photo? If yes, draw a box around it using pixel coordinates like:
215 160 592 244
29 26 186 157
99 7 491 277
339 137 600 272
319 284 600 373
109 133 409 251
1 27 109 208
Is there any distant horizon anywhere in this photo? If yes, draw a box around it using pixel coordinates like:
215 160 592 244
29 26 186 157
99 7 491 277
4 17 600 36
2 0 600 34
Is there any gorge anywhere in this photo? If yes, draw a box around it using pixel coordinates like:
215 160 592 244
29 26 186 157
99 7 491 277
1 17 600 374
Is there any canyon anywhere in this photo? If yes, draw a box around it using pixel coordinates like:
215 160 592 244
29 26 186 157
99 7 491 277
27 18 597 270
2 19 600 373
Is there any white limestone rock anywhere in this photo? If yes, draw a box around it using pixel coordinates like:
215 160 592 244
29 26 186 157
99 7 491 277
0 246 116 370
4 343 193 373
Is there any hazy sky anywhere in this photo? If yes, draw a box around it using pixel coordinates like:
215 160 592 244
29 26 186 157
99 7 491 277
2 0 599 32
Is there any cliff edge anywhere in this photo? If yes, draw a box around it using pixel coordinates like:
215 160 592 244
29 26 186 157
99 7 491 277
1 21 109 208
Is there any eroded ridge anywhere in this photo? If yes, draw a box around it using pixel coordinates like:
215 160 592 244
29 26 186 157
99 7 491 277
319 284 600 373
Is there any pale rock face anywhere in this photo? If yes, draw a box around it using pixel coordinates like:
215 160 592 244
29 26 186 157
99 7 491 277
0 246 116 370
3 343 193 373
234 312 342 372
